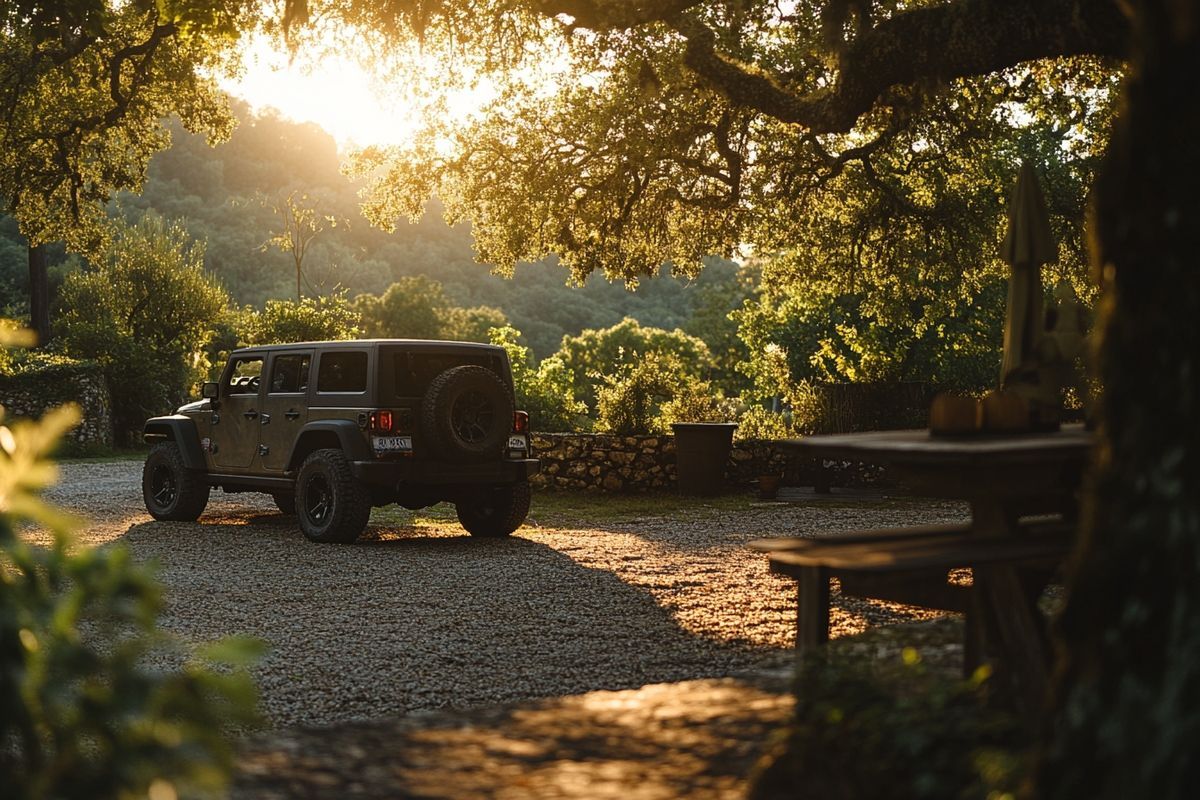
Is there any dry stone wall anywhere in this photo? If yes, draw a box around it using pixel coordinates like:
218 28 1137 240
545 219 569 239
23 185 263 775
530 433 886 492
0 363 114 450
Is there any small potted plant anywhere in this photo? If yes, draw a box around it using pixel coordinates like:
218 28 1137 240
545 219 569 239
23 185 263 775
757 473 782 500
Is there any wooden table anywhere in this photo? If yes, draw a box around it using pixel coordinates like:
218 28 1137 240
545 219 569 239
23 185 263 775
780 424 1092 713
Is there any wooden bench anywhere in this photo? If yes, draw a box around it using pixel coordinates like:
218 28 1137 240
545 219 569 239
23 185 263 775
750 521 1074 670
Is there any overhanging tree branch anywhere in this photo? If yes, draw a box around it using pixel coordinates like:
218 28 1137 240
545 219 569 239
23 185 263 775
673 0 1128 134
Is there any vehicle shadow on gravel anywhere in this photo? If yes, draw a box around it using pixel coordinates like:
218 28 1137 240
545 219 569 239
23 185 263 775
114 515 785 728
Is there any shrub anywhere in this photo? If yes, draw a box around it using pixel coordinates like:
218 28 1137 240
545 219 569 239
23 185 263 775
750 650 1023 800
0 328 261 800
490 326 587 432
54 215 228 441
557 318 715 412
442 305 509 343
592 352 681 434
238 291 360 345
734 405 800 440
354 276 448 340
355 278 508 343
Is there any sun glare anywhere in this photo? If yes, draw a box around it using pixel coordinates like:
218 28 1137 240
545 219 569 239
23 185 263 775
223 35 495 151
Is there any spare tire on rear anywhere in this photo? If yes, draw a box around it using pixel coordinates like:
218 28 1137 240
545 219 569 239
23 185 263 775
421 365 514 461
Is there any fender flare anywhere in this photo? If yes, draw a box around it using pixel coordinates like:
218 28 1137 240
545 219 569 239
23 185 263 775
287 420 371 470
143 415 206 470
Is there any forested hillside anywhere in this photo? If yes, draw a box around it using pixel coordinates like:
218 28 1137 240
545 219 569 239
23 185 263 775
0 100 741 359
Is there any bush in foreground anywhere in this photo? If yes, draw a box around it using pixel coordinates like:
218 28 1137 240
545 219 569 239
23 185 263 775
0 327 260 799
751 650 1023 800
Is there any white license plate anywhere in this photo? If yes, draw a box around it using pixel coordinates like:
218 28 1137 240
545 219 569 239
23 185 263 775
373 436 412 452
508 435 528 450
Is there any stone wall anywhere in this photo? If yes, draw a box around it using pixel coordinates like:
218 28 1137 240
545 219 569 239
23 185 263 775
531 433 677 491
530 433 886 492
0 362 114 449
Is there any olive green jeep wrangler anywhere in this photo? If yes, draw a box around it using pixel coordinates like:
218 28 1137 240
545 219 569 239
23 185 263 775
141 340 539 542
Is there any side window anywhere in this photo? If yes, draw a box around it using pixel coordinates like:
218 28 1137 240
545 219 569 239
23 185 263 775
270 354 312 394
317 351 368 393
226 357 264 395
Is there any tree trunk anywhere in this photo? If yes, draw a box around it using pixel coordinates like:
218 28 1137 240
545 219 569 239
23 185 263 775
1035 1 1200 796
28 243 50 346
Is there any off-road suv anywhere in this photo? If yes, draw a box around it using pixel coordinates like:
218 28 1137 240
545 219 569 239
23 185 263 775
141 340 539 542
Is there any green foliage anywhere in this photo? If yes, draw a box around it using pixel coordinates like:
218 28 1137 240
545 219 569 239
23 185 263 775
683 264 755 394
751 651 1023 800
557 318 714 413
594 354 678 436
54 214 229 439
0 0 239 255
82 104 752 362
733 405 800 441
355 276 452 340
489 326 586 432
659 376 731 425
354 277 507 343
238 292 360 345
442 304 509 344
262 190 345 301
0 328 261 800
594 353 724 435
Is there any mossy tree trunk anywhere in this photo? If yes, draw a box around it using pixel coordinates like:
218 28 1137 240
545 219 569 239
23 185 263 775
1036 1 1200 796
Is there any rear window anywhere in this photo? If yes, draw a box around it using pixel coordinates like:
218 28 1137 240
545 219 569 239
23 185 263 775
317 351 368 393
387 352 505 398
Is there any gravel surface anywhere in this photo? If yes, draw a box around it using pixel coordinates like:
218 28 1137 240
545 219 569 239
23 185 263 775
33 460 969 729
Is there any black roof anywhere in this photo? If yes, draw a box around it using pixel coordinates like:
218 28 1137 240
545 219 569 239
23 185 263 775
230 339 504 356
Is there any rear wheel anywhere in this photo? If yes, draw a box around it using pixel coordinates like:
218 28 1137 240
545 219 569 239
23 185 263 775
295 449 370 543
455 482 531 537
143 442 210 521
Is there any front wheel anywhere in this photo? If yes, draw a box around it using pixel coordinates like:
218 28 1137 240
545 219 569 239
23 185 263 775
272 492 296 515
295 449 370 543
143 442 210 521
455 482 531 537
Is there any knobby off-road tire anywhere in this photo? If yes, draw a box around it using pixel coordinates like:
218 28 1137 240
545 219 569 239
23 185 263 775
421 365 514 462
272 492 296 515
295 449 371 543
455 482 531 537
143 442 210 521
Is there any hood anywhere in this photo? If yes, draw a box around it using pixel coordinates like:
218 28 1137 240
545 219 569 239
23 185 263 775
176 399 209 414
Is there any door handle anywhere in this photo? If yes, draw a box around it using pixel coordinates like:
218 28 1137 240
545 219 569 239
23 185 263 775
259 413 271 424
285 409 300 420
243 409 258 420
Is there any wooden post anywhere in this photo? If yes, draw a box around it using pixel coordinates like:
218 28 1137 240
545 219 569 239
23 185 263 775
28 243 50 346
794 567 830 657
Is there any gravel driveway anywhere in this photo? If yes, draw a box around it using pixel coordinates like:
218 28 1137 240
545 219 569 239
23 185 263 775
34 460 968 729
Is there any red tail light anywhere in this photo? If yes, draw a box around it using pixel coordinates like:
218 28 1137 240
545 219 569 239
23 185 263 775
513 411 529 433
369 410 394 433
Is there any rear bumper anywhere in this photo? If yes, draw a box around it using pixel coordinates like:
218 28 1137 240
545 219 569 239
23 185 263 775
351 458 540 486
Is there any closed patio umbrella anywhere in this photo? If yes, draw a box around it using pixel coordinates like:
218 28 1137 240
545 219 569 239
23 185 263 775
999 161 1057 385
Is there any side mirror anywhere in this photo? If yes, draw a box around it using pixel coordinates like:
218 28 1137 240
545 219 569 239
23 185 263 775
202 382 220 400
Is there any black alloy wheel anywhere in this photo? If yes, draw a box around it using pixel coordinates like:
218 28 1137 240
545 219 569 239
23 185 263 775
294 448 371 543
302 473 333 526
150 464 177 508
141 441 210 521
451 390 495 445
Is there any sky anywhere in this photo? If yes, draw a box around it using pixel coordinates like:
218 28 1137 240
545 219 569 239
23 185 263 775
223 36 491 150
224 40 415 148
